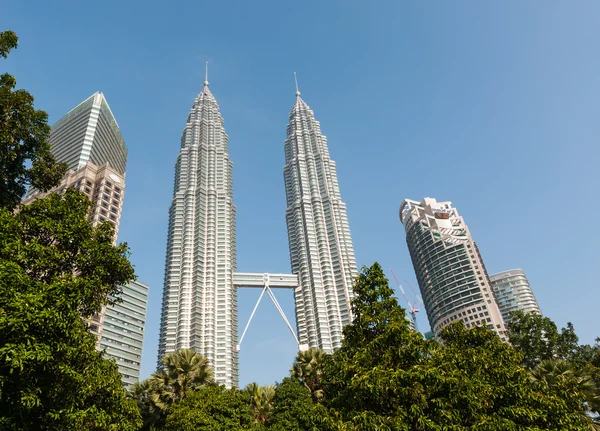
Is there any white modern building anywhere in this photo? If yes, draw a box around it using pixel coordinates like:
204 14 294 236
400 198 506 339
283 85 357 352
158 77 239 387
23 92 149 387
158 74 360 386
490 269 541 324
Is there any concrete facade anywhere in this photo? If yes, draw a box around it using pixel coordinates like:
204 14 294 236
400 198 506 339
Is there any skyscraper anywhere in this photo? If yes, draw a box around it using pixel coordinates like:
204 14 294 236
23 92 149 387
99 280 149 388
37 91 127 177
158 77 238 387
283 84 357 353
490 269 541 324
399 198 506 338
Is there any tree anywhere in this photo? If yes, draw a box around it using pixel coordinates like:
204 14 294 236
163 385 256 431
507 310 580 369
322 262 591 430
0 189 140 429
265 377 330 431
128 379 164 431
322 263 431 423
245 382 275 423
150 348 214 410
291 348 326 402
530 359 600 429
0 30 67 210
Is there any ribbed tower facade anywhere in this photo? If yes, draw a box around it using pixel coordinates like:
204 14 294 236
400 198 506 339
283 89 357 353
158 80 238 387
490 269 541 324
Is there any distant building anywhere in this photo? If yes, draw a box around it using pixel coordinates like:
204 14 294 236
22 92 147 387
399 198 506 339
490 269 541 324
99 280 149 388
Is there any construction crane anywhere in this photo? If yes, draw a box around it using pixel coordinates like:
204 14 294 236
390 269 419 332
404 279 424 306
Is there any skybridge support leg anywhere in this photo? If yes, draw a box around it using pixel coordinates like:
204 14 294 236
237 284 299 352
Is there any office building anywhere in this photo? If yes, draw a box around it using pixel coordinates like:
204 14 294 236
283 84 357 352
158 77 238 387
399 198 506 338
45 91 126 175
490 269 541 324
99 280 149 388
23 92 148 386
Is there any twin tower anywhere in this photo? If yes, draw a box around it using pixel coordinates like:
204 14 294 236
158 75 357 387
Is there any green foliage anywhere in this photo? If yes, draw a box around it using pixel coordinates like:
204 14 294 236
0 30 66 210
507 310 581 369
321 262 591 430
245 382 276 423
265 377 329 431
150 348 214 409
0 189 140 429
291 348 325 401
128 379 165 431
0 30 18 58
163 385 256 431
323 262 431 421
131 349 215 429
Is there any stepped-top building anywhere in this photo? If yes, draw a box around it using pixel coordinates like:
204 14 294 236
158 77 238 387
400 198 506 339
158 74 359 387
283 84 357 352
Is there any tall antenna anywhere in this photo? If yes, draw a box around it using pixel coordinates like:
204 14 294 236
294 72 300 96
204 61 209 86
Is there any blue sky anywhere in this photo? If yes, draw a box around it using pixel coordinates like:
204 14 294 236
3 1 599 386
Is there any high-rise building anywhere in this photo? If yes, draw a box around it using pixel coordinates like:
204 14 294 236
46 91 127 175
158 75 359 387
99 280 149 388
22 92 148 387
399 198 506 338
490 269 541 324
283 86 357 352
158 78 238 387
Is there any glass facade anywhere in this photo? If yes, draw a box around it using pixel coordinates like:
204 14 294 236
490 269 541 324
46 92 127 176
400 198 506 339
100 280 149 388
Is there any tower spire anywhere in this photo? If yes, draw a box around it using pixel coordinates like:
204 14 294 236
204 61 209 87
294 72 300 97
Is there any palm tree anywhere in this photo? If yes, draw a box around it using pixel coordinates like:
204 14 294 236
150 348 214 410
291 348 325 401
127 379 163 430
530 359 600 430
245 382 276 422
